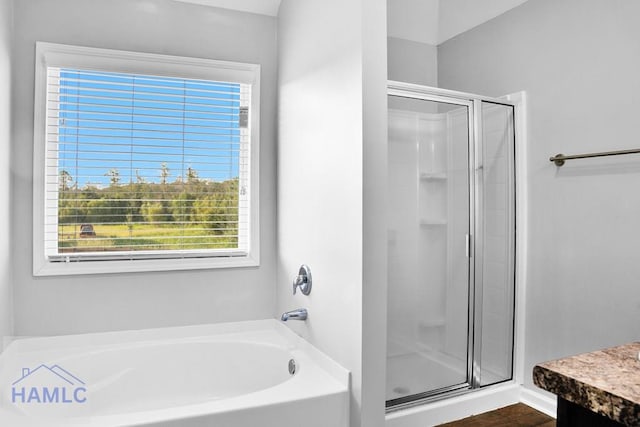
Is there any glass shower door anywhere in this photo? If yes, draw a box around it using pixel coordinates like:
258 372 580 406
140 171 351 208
386 94 472 405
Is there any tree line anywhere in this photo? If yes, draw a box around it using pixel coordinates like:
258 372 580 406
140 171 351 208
58 164 239 235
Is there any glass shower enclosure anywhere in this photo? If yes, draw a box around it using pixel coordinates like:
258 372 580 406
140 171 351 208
386 82 516 408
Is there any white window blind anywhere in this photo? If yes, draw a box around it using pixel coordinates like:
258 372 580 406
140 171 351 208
45 67 251 262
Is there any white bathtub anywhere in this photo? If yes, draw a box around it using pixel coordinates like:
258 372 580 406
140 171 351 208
0 319 350 426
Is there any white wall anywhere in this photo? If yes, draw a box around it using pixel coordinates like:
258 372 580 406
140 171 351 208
437 0 529 44
277 0 362 423
387 0 440 45
0 0 13 342
277 0 387 426
387 0 532 47
387 37 437 86
11 0 277 336
361 2 389 425
439 0 640 393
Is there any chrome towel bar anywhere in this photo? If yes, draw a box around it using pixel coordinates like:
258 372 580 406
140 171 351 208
550 148 640 166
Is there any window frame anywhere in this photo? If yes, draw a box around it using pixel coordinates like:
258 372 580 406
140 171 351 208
33 42 261 276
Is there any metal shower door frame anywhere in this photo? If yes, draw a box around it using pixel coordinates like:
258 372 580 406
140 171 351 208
386 81 517 412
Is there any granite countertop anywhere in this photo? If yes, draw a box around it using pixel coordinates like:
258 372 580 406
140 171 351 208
533 342 640 426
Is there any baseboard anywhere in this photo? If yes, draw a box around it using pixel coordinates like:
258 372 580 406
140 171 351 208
519 386 556 418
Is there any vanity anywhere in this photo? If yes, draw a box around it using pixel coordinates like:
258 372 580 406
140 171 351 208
533 342 640 427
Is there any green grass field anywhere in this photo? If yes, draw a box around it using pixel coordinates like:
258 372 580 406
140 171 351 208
58 223 237 252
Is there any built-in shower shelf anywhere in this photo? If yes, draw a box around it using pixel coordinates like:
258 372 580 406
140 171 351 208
420 172 447 181
420 219 447 227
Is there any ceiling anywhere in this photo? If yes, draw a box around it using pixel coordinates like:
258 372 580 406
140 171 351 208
172 0 281 16
172 0 529 46
388 0 530 45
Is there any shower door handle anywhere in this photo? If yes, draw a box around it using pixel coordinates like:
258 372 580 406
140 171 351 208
465 234 472 258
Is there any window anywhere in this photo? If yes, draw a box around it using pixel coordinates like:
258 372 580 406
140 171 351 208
33 43 260 276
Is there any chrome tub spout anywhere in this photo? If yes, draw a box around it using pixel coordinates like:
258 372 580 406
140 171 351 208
281 308 308 321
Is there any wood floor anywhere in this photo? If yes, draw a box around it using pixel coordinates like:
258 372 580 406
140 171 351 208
437 403 555 427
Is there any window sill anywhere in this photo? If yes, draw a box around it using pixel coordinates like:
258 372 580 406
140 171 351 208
33 253 259 277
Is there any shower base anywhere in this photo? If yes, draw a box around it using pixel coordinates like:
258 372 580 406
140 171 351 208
386 351 466 402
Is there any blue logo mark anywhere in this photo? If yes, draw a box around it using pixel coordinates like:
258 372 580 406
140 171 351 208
11 365 87 404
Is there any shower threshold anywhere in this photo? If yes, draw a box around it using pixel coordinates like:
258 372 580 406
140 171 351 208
386 351 468 408
386 349 512 411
